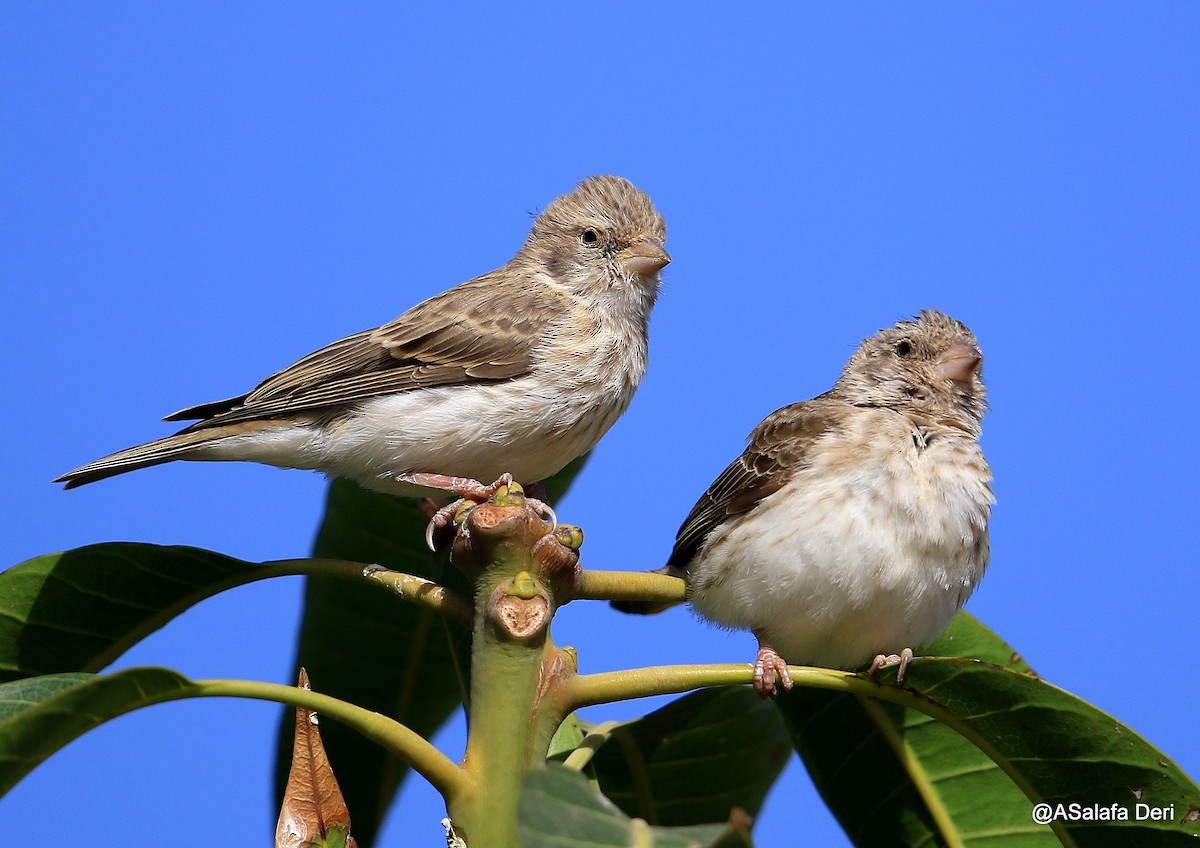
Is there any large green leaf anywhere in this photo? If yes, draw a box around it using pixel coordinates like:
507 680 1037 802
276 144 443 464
0 667 193 794
780 614 1200 847
275 455 587 846
0 544 283 682
584 687 790 827
518 764 753 848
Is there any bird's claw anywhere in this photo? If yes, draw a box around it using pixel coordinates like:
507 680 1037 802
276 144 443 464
752 645 793 699
868 647 915 681
527 498 557 529
423 498 477 552
402 472 557 552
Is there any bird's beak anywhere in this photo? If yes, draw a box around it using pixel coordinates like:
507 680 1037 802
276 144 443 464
619 238 671 276
937 342 982 382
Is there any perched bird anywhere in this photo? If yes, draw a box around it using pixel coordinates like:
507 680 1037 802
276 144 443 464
616 310 992 697
57 175 670 520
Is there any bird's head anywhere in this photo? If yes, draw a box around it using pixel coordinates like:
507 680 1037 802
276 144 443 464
836 309 986 432
521 175 669 300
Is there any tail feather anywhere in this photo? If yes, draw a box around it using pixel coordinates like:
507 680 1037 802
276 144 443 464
54 422 269 489
162 392 249 422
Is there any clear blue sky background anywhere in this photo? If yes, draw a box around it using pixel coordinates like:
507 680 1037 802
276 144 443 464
4 4 1198 846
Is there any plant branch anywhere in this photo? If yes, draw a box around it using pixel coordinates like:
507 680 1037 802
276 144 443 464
186 678 469 801
560 721 621 772
263 558 472 625
437 485 588 848
569 663 764 707
573 569 686 604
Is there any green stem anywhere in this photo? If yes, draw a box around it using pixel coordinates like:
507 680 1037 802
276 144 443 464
443 507 556 848
573 569 686 603
184 678 468 801
561 721 621 771
570 663 758 706
268 558 472 624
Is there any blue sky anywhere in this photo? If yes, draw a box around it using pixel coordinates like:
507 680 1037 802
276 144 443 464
4 4 1198 845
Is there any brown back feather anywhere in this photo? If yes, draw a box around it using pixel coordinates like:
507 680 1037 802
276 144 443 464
667 398 839 574
165 272 559 430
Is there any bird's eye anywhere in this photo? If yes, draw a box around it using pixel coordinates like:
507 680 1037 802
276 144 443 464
894 340 913 357
580 228 599 246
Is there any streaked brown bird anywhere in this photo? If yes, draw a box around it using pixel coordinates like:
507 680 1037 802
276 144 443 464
57 175 670 519
616 310 992 697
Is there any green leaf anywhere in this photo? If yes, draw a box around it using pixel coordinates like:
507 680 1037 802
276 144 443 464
586 687 790 827
0 544 282 682
0 667 193 795
297 827 353 848
518 764 753 848
783 613 1042 846
922 609 1036 672
780 613 1200 847
547 712 587 761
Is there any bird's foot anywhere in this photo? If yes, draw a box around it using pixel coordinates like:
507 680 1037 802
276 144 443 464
752 631 793 699
398 472 556 552
396 471 516 502
867 646 915 682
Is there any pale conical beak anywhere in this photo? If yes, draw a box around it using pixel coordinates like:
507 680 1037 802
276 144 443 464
937 341 982 382
619 238 671 276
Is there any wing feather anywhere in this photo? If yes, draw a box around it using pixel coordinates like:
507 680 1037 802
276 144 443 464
667 398 840 573
169 271 561 430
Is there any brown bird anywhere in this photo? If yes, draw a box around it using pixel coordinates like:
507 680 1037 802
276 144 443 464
57 175 670 524
616 310 992 697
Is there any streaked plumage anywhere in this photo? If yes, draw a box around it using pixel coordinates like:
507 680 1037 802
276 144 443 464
57 175 669 495
618 310 992 697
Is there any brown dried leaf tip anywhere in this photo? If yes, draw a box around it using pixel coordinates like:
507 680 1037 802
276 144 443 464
276 668 356 848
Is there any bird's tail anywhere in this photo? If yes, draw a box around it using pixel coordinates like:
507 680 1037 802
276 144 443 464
54 421 275 489
609 565 686 615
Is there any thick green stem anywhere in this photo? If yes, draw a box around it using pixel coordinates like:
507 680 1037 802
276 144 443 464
453 612 548 846
525 645 579 766
442 493 575 848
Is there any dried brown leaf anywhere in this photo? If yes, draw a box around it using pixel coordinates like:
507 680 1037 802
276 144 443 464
276 669 355 848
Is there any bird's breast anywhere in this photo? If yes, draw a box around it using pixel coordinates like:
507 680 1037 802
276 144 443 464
687 414 993 668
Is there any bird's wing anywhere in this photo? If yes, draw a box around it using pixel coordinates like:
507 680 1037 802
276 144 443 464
166 271 560 427
667 397 839 573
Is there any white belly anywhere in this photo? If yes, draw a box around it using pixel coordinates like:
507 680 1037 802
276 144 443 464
688 420 993 669
198 367 637 496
